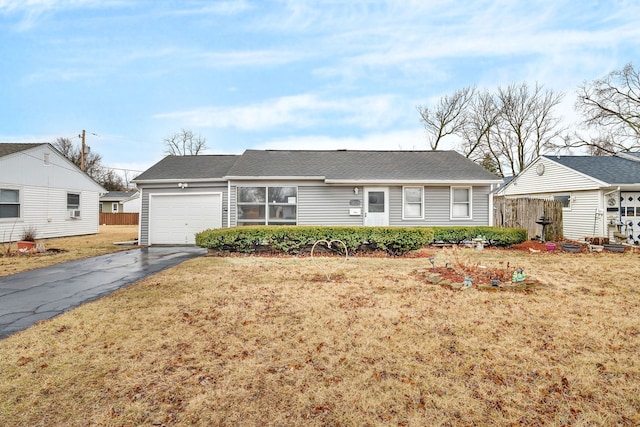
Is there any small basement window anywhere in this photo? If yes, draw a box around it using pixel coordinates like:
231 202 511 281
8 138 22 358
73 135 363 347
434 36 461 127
554 194 571 209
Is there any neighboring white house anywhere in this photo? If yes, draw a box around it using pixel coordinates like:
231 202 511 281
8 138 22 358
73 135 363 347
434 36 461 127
132 149 502 245
497 153 640 243
0 143 106 243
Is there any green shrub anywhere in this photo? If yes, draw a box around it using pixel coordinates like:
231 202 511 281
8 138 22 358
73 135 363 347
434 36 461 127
433 226 526 246
196 226 434 256
195 225 526 255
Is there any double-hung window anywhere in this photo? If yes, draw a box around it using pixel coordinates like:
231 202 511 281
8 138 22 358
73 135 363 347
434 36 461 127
0 189 20 219
67 192 80 218
237 186 297 225
403 186 424 219
67 193 80 210
451 187 472 219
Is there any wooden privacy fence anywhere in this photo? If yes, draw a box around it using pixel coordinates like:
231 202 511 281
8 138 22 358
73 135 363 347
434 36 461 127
100 212 139 226
493 197 563 241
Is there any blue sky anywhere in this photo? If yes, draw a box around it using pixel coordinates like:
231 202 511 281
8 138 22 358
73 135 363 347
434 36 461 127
1 0 639 178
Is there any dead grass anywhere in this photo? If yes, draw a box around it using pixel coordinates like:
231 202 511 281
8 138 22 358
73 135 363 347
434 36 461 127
1 248 640 426
0 225 139 277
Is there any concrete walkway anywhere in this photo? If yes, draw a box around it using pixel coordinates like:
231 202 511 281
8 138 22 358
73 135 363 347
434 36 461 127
0 246 206 339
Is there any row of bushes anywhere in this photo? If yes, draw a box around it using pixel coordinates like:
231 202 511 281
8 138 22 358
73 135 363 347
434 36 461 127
195 226 527 256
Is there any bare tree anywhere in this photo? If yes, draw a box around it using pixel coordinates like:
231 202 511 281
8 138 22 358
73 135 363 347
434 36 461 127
458 90 500 162
491 82 565 176
52 137 125 191
570 63 640 154
163 129 207 155
418 86 475 150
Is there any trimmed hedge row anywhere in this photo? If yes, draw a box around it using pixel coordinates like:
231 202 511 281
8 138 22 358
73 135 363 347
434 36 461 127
195 226 527 255
195 226 434 256
433 226 527 247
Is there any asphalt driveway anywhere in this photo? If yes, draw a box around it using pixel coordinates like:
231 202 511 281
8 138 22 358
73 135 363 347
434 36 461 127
0 246 206 339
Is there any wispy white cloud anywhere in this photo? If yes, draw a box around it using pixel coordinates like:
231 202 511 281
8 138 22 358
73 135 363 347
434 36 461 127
154 93 407 131
161 0 251 16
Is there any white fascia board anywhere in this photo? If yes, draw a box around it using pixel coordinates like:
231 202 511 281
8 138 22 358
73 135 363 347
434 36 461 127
324 179 502 185
225 176 326 180
132 178 228 184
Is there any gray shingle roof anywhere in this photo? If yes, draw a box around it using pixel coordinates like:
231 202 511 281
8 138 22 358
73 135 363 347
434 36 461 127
100 191 137 201
0 143 46 158
225 150 500 182
133 155 240 181
545 154 640 184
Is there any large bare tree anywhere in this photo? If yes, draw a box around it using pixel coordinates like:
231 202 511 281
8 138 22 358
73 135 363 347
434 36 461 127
458 90 500 162
491 82 565 176
163 129 207 155
418 83 564 176
570 63 640 154
418 86 475 150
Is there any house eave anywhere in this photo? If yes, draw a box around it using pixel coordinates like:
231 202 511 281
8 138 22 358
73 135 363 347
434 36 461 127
132 178 228 184
226 176 326 181
324 179 502 185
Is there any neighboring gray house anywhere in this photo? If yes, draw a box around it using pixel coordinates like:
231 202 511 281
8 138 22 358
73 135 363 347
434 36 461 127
497 152 640 243
0 143 106 243
100 191 140 213
132 150 501 245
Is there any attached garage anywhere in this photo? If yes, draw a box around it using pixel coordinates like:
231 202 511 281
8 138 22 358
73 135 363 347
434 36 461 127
149 192 222 244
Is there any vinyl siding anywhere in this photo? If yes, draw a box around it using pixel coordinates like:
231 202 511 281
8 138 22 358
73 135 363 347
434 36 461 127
298 186 363 226
502 157 602 196
0 185 100 242
390 186 491 226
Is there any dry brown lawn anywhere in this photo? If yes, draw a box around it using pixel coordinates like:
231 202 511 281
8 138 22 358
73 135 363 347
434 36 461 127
1 242 640 426
0 225 139 277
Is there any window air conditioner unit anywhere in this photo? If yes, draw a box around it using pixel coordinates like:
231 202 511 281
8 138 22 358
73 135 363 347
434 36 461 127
69 209 81 218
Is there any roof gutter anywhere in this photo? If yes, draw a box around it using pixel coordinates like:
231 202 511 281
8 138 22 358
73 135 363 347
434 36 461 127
324 179 503 185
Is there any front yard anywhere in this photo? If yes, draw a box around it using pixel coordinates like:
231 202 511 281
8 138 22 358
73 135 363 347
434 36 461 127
1 242 639 426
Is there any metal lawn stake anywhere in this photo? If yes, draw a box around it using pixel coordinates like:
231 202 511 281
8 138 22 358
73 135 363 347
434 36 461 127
428 256 436 272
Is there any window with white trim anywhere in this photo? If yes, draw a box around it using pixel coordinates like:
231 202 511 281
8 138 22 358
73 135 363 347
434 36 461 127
553 194 571 209
403 186 424 219
0 188 20 219
451 187 472 219
112 202 119 213
237 186 297 225
67 193 80 210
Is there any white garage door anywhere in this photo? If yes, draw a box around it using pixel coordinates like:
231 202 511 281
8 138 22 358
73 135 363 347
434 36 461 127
149 193 222 244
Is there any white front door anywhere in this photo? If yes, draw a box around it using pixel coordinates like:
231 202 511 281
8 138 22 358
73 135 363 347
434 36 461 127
364 187 389 226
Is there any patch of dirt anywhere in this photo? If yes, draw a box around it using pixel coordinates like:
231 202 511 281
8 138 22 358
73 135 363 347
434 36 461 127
510 240 551 253
413 263 542 292
0 248 68 258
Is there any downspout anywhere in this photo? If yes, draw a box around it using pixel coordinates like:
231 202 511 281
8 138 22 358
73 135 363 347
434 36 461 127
227 180 231 228
137 188 143 245
488 189 494 227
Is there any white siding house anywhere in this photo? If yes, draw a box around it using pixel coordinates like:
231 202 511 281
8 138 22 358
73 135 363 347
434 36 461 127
497 153 640 243
0 143 106 243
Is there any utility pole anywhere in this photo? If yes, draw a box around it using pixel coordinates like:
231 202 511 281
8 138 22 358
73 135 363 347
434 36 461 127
79 129 86 171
